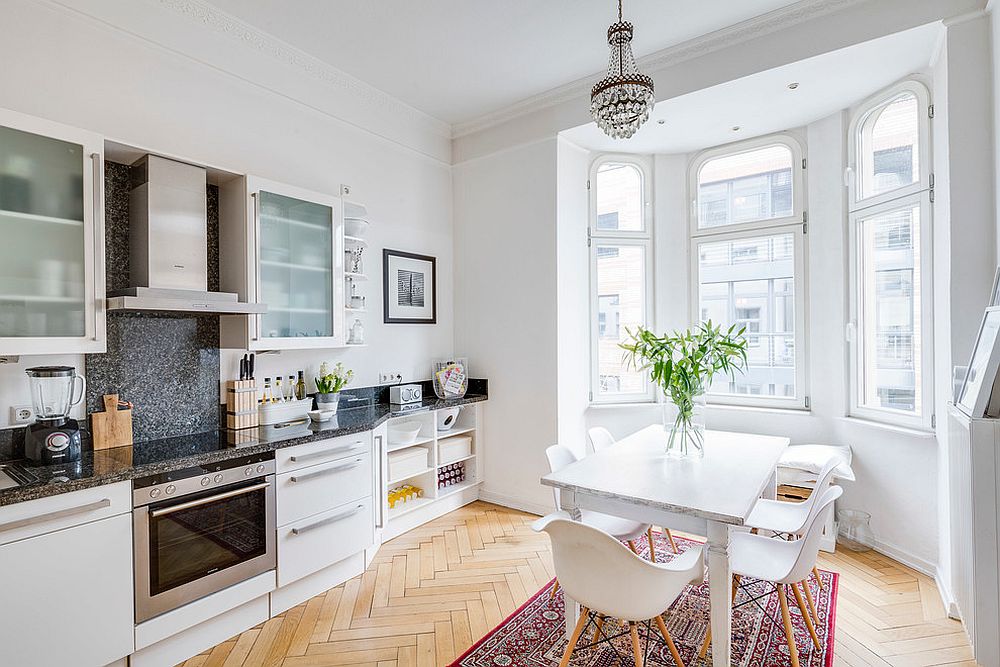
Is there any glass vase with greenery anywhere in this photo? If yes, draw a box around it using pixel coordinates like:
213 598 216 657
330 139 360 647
314 362 354 412
621 321 748 458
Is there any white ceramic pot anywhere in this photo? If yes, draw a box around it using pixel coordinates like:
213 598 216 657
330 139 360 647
315 392 341 413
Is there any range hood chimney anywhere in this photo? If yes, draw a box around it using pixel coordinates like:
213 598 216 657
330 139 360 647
107 155 266 314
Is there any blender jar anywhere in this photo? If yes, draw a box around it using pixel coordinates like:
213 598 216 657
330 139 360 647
25 366 85 421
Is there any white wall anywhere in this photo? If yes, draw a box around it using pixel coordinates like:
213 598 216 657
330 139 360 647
453 139 559 513
0 0 454 428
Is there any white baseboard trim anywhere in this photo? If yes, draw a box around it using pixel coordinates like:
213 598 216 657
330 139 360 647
477 490 549 517
934 565 962 621
869 538 936 577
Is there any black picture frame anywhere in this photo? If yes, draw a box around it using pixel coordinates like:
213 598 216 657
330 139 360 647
383 249 437 324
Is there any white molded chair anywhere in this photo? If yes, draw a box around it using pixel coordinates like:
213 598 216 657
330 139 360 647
584 431 680 555
534 513 704 667
700 485 843 667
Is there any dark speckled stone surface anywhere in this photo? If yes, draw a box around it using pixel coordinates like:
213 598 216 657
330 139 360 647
0 392 487 507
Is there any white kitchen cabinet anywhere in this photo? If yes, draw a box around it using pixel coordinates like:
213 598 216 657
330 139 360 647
0 486 133 666
219 175 345 350
0 107 106 354
276 451 372 526
277 497 374 587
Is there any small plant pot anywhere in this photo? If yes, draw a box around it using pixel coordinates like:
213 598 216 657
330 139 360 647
315 392 341 413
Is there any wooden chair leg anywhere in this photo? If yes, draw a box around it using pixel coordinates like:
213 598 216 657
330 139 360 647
813 566 824 590
777 584 801 667
654 614 685 667
550 579 560 600
559 606 590 667
792 583 821 650
628 622 643 667
698 573 741 660
665 528 679 554
647 527 658 562
627 540 639 554
590 615 605 647
801 579 819 626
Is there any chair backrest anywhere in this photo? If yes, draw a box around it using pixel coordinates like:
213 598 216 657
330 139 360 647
785 456 843 535
544 444 579 511
534 514 704 621
783 485 843 584
587 427 616 453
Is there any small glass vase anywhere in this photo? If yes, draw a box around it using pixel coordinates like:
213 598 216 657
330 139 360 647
662 393 706 459
837 509 874 552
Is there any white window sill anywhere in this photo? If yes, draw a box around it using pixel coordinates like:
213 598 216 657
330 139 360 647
588 401 659 410
706 403 812 417
840 416 936 438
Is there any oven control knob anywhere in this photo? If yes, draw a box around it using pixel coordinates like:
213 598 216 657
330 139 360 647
165 484 176 495
256 464 265 473
244 467 253 476
214 474 224 483
200 476 210 487
149 488 161 499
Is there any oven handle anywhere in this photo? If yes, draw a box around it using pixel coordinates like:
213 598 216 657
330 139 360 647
290 441 364 464
291 503 364 535
149 481 271 518
290 457 364 483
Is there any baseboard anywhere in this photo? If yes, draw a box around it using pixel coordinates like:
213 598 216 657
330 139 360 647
869 538 936 577
477 490 549 517
934 565 962 621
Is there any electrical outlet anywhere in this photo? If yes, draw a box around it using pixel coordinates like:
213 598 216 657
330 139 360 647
10 405 33 424
379 372 401 384
340 184 352 197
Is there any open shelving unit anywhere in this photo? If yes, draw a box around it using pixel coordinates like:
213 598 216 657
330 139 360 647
343 202 370 345
381 402 483 539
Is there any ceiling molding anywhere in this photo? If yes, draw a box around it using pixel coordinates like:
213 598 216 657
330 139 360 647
153 0 452 139
451 0 872 139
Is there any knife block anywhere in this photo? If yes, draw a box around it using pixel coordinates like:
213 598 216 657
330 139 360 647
226 380 258 430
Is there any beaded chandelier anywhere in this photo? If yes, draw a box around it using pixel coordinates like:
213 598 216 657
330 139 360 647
590 0 655 139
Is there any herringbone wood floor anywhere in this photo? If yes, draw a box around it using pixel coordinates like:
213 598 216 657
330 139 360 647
179 501 974 667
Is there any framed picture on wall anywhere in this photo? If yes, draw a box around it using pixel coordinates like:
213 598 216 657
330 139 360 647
383 249 437 324
957 307 1000 418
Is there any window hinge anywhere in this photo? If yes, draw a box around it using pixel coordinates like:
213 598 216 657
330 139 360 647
929 173 935 189
802 158 807 170
587 227 592 247
802 210 808 224
930 189 935 203
928 104 935 119
589 390 594 401
804 395 811 409
931 413 937 429
586 178 591 190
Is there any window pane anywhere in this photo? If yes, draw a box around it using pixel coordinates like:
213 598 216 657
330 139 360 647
697 145 794 229
596 245 646 395
859 93 920 199
595 163 643 231
858 204 922 414
697 232 796 398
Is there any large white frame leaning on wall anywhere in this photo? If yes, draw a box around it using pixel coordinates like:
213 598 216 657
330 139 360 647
588 154 656 404
688 133 809 410
846 79 934 430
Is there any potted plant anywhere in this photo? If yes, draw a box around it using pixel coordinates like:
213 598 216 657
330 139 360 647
621 321 748 458
314 362 354 413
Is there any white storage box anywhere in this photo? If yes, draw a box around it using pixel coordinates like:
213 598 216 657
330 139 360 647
388 447 429 481
259 398 312 426
439 436 472 465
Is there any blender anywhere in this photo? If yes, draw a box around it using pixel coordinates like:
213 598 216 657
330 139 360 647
24 366 86 464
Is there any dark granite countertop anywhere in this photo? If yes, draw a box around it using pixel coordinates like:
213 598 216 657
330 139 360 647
0 393 487 507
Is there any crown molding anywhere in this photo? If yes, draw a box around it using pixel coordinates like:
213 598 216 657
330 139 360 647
153 0 452 140
451 0 871 139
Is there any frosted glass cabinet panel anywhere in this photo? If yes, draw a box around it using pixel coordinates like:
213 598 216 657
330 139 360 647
0 109 105 354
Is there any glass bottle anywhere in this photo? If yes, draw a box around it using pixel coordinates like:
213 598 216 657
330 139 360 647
295 371 307 401
287 375 296 401
273 377 285 402
261 378 272 404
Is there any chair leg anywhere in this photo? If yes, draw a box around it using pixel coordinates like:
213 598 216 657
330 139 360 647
550 579 560 600
801 579 819 626
628 622 643 667
558 606 590 667
698 573 741 660
665 528 679 554
647 527 658 562
813 566 824 590
792 583 821 650
627 540 639 554
654 614 685 667
777 584 801 667
590 615 605 647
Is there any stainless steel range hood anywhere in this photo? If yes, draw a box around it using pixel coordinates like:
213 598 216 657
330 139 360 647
107 155 266 315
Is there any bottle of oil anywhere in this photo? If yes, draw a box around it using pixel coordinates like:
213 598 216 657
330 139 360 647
295 370 307 401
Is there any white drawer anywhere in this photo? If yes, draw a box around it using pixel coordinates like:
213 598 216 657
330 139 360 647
275 432 371 474
277 452 372 526
0 481 131 547
277 497 373 586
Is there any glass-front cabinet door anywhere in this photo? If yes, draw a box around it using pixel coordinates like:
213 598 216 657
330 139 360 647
0 109 105 355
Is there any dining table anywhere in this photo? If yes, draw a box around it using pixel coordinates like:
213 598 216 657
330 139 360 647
540 426 789 667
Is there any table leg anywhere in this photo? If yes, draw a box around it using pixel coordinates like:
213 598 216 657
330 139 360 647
707 521 732 667
559 488 581 640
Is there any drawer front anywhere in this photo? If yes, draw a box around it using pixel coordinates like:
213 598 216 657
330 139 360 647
278 497 373 586
0 481 131 547
276 432 371 474
277 452 372 526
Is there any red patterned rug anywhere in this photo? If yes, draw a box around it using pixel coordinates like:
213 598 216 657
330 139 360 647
451 532 838 666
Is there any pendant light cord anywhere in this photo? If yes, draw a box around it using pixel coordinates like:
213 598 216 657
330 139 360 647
618 0 622 21
617 0 624 76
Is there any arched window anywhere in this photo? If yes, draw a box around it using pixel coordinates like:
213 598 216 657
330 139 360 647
696 143 796 229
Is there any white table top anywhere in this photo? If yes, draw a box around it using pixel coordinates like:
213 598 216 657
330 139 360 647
541 426 790 525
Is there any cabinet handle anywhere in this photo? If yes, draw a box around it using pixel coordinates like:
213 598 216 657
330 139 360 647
91 151 105 341
149 482 270 517
0 498 111 534
374 434 385 529
291 504 364 535
290 441 364 463
290 457 364 482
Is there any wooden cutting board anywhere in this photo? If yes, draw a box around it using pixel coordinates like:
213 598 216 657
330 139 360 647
90 394 133 450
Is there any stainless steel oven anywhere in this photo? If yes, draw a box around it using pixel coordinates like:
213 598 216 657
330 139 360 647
133 452 276 622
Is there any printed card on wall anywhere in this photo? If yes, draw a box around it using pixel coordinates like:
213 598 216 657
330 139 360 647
383 249 436 324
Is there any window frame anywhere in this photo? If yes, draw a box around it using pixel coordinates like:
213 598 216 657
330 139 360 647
589 155 655 404
846 79 934 430
689 134 805 236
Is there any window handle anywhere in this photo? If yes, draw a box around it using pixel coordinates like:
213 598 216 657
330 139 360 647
845 321 856 343
843 166 854 188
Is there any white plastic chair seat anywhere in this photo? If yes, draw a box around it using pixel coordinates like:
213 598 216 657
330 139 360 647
579 509 649 543
744 498 808 535
729 530 803 585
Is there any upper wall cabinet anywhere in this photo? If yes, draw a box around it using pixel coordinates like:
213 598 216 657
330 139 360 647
0 108 105 355
219 176 345 350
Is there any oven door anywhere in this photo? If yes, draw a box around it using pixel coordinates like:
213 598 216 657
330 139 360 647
134 476 276 622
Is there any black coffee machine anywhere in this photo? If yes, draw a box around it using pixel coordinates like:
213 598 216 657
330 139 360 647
24 366 85 465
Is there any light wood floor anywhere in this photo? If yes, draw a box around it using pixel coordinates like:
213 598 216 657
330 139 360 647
180 501 974 667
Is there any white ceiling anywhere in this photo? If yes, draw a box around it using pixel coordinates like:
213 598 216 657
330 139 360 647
203 0 804 125
564 23 941 154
